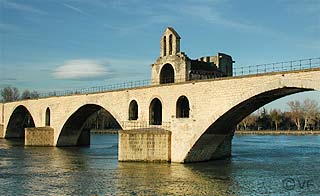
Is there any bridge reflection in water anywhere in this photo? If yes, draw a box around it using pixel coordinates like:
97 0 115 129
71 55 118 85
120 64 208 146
1 134 319 195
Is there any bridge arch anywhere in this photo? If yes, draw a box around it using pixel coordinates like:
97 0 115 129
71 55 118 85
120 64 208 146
5 105 35 139
56 104 121 146
184 86 315 162
206 87 313 135
160 63 175 84
176 95 190 118
128 100 138 120
149 98 162 125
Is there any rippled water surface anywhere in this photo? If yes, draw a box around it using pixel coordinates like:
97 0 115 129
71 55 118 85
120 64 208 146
0 134 319 195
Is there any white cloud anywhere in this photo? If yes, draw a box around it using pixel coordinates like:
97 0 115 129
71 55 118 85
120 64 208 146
53 59 111 79
61 3 89 16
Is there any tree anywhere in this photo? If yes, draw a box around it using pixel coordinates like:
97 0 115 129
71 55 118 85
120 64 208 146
282 112 294 130
0 86 20 102
256 108 271 130
21 90 31 99
270 109 282 130
302 99 319 130
239 114 257 130
287 100 303 130
21 90 40 99
30 91 40 98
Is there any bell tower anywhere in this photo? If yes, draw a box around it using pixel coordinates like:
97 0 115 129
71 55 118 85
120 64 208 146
160 27 181 57
151 27 234 85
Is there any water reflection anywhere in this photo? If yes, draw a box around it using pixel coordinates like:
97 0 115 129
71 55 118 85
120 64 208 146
0 134 319 196
116 160 242 195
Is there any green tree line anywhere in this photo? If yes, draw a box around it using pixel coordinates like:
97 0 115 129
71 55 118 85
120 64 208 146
238 99 320 131
0 86 40 102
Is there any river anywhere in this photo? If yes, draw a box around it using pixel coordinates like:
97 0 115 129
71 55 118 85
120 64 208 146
0 134 319 196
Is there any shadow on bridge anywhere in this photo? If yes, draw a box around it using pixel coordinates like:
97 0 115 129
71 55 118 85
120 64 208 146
5 105 35 139
57 104 121 146
184 87 314 162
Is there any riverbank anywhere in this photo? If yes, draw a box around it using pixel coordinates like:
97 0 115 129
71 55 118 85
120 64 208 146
90 129 119 134
235 130 320 135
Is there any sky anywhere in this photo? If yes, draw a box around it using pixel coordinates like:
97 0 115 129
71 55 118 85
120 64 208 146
0 0 319 110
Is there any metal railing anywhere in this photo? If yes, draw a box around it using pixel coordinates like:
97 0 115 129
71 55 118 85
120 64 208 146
38 79 151 98
121 121 171 131
4 57 320 102
233 57 320 76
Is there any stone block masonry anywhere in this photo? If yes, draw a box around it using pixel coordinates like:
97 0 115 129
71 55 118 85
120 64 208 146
25 127 54 146
119 129 171 162
0 124 3 138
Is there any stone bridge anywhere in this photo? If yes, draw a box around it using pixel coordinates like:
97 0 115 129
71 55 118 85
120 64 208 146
1 27 319 163
1 68 319 163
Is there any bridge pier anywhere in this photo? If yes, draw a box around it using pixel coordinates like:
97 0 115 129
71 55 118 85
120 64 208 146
184 134 233 163
119 129 171 162
25 127 54 146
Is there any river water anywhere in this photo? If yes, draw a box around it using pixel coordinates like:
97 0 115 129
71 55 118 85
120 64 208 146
0 134 319 196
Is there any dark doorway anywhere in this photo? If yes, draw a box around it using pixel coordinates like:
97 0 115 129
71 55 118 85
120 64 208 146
149 98 162 125
129 100 138 120
160 64 174 84
176 96 190 118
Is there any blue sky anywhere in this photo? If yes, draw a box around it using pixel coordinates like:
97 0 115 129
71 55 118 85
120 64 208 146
0 0 319 110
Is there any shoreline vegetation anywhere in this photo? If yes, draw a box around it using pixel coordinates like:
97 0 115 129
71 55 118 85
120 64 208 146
235 130 320 135
91 129 320 135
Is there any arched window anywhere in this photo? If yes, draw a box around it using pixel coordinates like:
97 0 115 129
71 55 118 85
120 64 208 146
45 107 50 126
128 100 138 120
169 34 173 55
149 98 162 125
160 64 174 84
163 36 167 56
176 96 190 118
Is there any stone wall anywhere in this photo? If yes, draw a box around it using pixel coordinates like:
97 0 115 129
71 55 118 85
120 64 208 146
25 127 54 146
119 129 171 162
0 124 3 138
